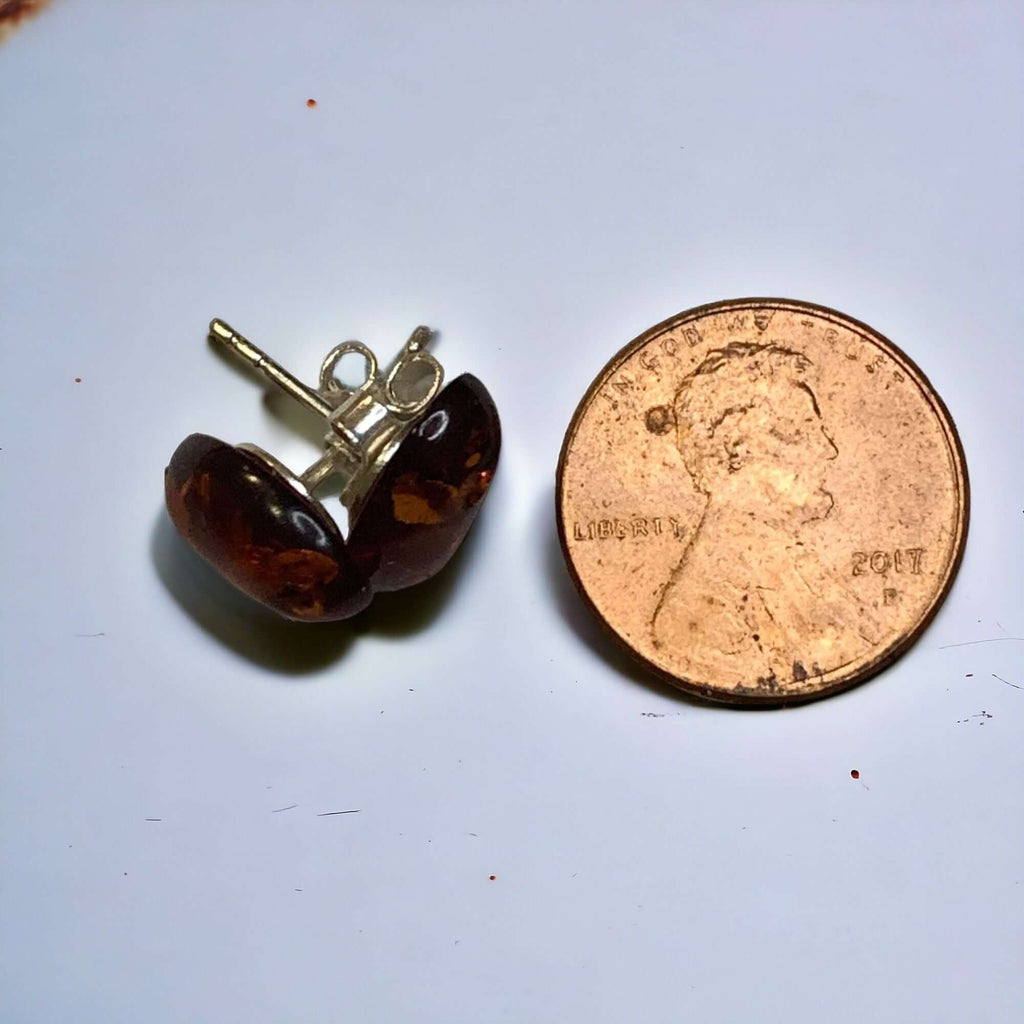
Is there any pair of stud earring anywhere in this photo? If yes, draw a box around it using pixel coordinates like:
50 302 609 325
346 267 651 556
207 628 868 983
165 319 501 621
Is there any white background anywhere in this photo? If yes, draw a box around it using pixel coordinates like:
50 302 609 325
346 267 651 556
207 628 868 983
2 2 1022 1022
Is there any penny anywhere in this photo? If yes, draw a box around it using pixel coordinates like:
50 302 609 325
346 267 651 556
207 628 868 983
556 298 969 706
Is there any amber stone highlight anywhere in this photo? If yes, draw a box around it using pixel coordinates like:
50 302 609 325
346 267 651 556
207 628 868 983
347 374 500 591
165 434 372 621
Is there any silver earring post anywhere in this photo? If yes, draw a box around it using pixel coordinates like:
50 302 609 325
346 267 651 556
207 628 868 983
208 318 444 507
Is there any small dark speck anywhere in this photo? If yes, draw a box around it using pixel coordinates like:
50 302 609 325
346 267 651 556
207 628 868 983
145 818 162 822
294 888 303 892
271 804 298 813
641 712 665 718
965 673 974 677
74 377 82 383
317 809 361 816
306 98 317 108
74 632 105 638
489 875 496 881
850 770 860 780
467 832 478 838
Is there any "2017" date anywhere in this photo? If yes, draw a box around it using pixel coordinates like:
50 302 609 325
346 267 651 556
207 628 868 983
851 548 924 576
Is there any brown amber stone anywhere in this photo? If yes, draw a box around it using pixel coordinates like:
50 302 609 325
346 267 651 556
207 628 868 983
165 434 372 621
347 374 500 591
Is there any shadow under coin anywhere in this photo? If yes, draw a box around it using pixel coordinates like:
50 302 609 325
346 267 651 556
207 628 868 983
537 485 718 708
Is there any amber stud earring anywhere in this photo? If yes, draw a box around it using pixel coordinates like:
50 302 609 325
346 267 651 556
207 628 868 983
165 319 500 621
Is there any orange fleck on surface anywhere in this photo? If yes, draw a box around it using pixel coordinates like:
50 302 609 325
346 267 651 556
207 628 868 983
465 452 481 468
391 476 458 525
489 875 496 881
306 98 317 108
850 769 860 779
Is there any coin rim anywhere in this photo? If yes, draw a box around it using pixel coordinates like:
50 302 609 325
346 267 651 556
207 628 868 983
556 297 970 707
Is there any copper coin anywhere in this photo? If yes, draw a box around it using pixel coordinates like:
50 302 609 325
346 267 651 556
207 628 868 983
556 298 969 706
